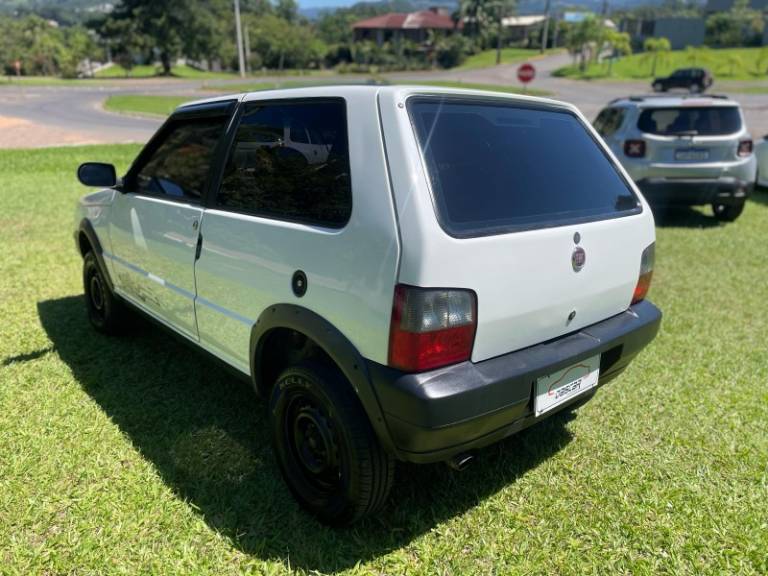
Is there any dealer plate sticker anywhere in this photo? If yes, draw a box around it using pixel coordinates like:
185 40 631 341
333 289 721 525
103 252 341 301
535 355 600 416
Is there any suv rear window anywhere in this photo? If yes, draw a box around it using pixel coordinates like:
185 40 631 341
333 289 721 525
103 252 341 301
408 98 639 237
637 106 741 136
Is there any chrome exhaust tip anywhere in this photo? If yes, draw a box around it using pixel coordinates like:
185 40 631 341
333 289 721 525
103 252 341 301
446 453 474 471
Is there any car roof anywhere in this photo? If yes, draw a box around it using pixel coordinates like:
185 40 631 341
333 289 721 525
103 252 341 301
609 94 739 109
175 84 578 114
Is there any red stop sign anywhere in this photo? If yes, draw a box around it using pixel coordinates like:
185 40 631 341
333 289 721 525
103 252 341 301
517 62 536 84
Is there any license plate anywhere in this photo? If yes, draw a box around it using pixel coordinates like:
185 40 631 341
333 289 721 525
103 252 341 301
535 355 600 416
675 148 709 161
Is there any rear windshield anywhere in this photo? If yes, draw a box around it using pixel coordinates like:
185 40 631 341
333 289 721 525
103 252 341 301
408 98 640 237
637 106 741 136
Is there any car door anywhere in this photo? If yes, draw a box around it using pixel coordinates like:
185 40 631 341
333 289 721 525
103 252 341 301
193 98 360 372
108 102 233 339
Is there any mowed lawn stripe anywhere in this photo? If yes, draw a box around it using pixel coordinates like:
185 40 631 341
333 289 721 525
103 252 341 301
0 145 766 575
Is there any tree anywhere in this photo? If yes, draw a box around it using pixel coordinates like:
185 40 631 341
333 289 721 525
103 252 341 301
705 0 763 47
605 29 631 75
564 16 607 71
100 0 235 75
275 0 299 23
643 36 670 76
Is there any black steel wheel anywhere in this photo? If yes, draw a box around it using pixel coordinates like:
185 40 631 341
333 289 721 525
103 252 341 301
83 252 124 334
269 362 394 525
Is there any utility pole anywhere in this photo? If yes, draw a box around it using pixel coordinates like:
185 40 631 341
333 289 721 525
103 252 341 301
496 3 505 66
540 0 551 54
234 0 246 78
244 25 251 74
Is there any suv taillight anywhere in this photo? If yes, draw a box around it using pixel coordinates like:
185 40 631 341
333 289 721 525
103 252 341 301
624 139 646 158
388 285 477 372
738 140 753 157
632 243 655 304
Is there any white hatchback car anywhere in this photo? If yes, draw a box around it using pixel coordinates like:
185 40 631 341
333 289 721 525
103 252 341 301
74 86 662 525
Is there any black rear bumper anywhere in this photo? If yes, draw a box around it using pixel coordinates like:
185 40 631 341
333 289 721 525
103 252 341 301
368 300 662 463
637 177 752 206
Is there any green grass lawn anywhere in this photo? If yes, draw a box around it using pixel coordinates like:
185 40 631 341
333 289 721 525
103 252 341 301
1 145 767 574
103 95 198 117
95 63 241 80
555 47 768 81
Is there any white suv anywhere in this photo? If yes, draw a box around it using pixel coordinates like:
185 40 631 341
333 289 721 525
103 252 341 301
594 94 756 221
74 86 662 525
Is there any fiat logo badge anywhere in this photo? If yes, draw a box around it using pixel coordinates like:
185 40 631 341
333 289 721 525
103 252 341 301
572 247 586 272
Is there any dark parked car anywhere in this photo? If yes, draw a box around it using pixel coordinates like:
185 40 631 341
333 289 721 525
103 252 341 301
652 68 713 93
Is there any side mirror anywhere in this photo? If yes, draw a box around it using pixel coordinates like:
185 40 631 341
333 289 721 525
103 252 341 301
77 162 117 187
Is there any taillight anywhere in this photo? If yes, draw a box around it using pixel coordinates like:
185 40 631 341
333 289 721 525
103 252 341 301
738 140 753 157
388 285 477 372
624 140 646 158
632 243 655 304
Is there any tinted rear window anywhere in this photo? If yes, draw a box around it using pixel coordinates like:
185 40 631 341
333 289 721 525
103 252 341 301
637 106 741 136
408 98 639 237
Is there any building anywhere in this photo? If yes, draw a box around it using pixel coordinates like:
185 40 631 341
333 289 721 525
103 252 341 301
352 8 460 45
620 17 706 50
501 15 547 44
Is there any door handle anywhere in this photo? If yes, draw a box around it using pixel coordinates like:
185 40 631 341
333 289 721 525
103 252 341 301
192 219 199 231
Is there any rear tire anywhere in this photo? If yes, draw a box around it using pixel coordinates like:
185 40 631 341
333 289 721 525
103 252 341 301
653 82 664 92
269 361 394 525
690 83 702 94
83 252 125 335
712 200 745 222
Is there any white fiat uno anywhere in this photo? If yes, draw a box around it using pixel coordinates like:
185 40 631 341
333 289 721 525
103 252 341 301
74 86 661 525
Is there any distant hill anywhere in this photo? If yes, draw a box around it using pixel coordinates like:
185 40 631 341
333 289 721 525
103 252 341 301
0 0 113 24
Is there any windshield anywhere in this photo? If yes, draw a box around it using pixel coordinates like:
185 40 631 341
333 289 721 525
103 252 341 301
637 106 741 136
408 97 640 237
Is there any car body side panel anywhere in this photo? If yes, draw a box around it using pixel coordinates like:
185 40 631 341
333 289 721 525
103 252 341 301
193 90 401 370
107 193 203 340
74 189 117 278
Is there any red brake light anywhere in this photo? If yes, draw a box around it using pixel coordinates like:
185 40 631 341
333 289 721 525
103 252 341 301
388 285 477 372
632 243 655 304
738 140 753 157
624 140 646 158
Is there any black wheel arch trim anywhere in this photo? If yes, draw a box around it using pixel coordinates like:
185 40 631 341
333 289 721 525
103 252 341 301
77 218 114 292
250 304 398 456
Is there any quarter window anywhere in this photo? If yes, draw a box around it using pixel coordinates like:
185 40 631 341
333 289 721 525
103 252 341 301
133 118 227 201
217 100 352 227
593 107 626 137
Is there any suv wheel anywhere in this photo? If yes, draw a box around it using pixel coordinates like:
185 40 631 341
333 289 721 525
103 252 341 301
712 200 745 222
269 361 394 525
83 252 124 334
690 83 702 94
653 82 664 92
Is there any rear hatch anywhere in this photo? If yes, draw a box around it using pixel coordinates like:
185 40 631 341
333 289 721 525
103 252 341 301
405 96 653 362
638 103 743 176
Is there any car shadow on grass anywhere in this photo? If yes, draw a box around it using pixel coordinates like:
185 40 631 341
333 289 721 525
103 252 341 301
650 204 722 228
38 295 574 574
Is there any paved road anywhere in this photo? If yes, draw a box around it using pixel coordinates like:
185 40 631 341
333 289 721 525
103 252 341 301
1 53 766 147
391 52 768 137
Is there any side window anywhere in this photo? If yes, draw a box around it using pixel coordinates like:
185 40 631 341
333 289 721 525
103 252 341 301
216 99 352 227
133 117 228 201
593 108 625 137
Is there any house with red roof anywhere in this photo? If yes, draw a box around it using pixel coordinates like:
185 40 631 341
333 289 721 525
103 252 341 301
352 7 461 46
